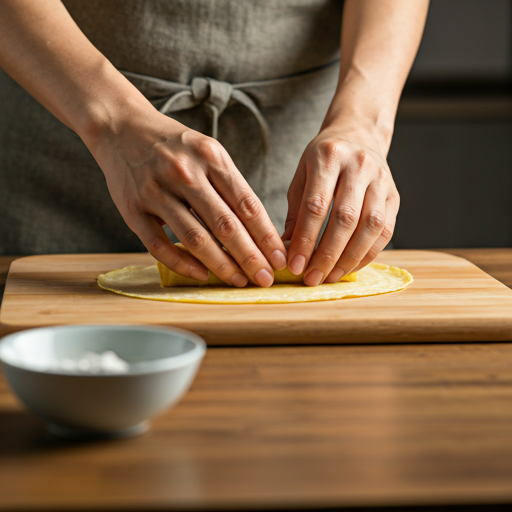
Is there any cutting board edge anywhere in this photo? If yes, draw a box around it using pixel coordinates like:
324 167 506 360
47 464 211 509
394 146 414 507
2 317 512 344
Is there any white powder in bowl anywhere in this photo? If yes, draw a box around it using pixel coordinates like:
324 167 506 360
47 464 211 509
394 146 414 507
49 351 130 374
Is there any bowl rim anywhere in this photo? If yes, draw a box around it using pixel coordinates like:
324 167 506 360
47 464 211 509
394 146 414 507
0 324 206 377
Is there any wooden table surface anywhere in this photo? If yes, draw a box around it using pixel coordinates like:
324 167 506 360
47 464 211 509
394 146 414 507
1 249 512 511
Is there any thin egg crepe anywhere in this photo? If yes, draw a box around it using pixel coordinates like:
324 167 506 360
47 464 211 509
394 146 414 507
98 244 412 304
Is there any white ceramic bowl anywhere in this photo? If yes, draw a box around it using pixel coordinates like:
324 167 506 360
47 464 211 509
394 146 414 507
0 325 206 438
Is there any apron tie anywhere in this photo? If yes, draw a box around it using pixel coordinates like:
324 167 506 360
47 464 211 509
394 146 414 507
121 62 340 203
158 77 269 148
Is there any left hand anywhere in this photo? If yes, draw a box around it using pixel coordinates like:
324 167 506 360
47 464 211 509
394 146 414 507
283 127 400 286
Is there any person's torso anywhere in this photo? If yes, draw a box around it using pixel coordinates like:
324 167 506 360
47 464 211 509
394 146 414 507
62 0 343 83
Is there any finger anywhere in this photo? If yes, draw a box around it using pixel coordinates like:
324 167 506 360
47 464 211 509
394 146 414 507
287 161 339 275
196 138 286 271
209 163 287 271
351 194 399 272
184 181 275 288
131 212 210 282
303 175 367 285
324 182 387 283
154 197 249 288
281 159 307 242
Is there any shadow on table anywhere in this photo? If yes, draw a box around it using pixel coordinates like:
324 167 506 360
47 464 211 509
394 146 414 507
0 409 122 456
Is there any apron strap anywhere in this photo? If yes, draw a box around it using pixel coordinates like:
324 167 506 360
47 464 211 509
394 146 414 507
121 61 339 147
126 74 270 148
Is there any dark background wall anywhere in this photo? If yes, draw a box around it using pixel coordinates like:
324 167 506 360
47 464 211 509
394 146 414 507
388 0 512 248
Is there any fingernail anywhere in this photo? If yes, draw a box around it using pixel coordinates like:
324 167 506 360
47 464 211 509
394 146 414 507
231 272 248 288
270 250 287 270
325 267 345 283
191 268 209 281
289 254 306 275
255 268 273 288
304 269 324 287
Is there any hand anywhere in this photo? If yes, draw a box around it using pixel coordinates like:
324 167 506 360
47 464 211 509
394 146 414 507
91 107 287 287
282 127 399 286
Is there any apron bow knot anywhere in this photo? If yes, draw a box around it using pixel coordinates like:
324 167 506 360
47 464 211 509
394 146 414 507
156 76 269 146
190 77 233 117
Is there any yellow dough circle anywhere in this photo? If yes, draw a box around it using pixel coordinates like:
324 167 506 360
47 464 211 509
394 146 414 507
97 263 413 304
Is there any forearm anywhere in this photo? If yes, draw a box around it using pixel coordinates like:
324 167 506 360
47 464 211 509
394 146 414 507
322 0 429 154
0 0 149 149
0 1 289 284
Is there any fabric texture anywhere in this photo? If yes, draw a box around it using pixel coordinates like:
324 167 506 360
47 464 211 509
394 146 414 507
0 0 343 255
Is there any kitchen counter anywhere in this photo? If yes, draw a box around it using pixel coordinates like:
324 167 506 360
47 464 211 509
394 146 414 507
1 249 512 511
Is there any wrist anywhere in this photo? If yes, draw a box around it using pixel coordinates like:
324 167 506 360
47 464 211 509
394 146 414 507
321 74 398 155
73 64 152 152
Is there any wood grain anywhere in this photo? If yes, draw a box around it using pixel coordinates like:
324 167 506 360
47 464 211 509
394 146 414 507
442 248 512 289
1 343 512 510
2 250 512 344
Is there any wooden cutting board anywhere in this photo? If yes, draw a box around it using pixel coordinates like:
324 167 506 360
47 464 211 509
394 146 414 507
1 250 512 345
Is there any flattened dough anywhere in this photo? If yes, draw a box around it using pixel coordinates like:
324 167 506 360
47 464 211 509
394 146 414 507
98 263 413 304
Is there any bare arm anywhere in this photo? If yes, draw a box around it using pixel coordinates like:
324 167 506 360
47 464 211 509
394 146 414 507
0 0 288 287
284 0 429 285
0 0 131 143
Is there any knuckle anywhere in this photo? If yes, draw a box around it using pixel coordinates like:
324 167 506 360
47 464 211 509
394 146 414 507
183 228 208 251
196 137 223 161
215 213 238 239
172 159 197 188
335 205 358 227
305 194 329 218
316 139 343 163
319 251 338 266
297 235 316 248
381 224 395 241
376 166 389 181
145 236 165 254
364 248 379 262
349 252 361 263
366 211 385 232
215 259 232 276
238 194 261 221
126 198 144 217
180 129 201 145
260 230 275 247
242 252 260 268
355 150 367 170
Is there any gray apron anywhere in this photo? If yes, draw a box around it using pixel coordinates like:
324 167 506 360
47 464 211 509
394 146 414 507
0 0 343 256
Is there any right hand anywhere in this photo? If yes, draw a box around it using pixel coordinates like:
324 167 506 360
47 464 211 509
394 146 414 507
90 107 287 287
